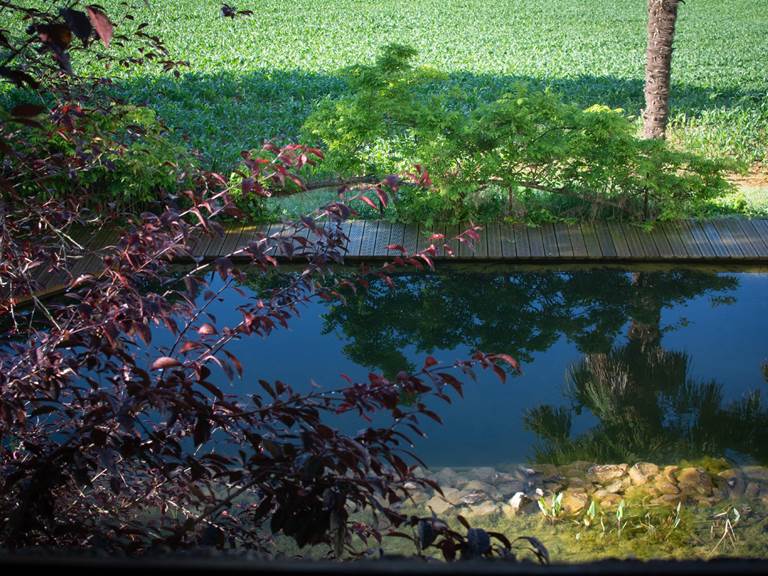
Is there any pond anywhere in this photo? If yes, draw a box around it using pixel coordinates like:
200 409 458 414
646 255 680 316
155 264 768 560
190 265 768 468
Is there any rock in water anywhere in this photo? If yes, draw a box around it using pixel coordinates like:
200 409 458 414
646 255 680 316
426 494 453 515
677 467 713 497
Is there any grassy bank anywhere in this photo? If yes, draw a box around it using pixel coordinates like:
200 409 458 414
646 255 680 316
59 0 767 173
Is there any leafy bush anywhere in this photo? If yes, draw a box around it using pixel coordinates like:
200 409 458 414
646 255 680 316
2 102 196 210
303 45 735 223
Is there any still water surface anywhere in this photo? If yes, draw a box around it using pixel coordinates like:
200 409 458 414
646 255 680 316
185 266 767 468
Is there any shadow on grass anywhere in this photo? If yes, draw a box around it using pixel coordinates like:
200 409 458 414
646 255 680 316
110 69 765 170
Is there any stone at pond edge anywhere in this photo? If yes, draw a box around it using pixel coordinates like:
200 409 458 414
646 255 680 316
505 492 536 516
629 462 659 486
719 468 746 498
587 464 628 484
426 495 453 515
468 466 498 483
461 479 498 496
598 493 623 509
434 467 459 487
561 490 589 514
677 467 714 497
745 482 762 499
464 501 499 518
654 474 681 495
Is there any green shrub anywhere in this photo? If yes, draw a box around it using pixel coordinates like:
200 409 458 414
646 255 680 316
4 104 195 209
303 45 736 224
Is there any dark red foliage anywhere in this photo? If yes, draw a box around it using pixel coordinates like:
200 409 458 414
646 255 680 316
0 1 519 559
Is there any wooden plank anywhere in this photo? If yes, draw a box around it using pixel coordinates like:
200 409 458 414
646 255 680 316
657 222 687 258
386 223 405 257
42 227 121 293
499 223 519 258
567 224 588 258
686 221 717 258
636 227 660 258
526 226 545 258
359 220 379 257
269 223 294 258
594 223 617 258
373 221 393 257
553 223 574 258
699 221 730 258
337 221 352 257
722 219 758 258
37 229 102 294
541 224 559 257
346 221 366 257
416 223 448 256
203 227 233 258
737 219 768 255
752 219 768 254
459 222 487 258
444 223 459 257
188 227 217 256
580 223 602 258
711 220 744 258
485 221 502 259
650 225 675 259
402 224 420 256
621 223 646 259
607 223 631 258
219 225 245 257
473 223 489 259
237 224 266 255
673 221 702 259
67 227 112 279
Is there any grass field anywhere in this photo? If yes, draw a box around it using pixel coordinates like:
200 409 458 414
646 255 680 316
64 0 766 175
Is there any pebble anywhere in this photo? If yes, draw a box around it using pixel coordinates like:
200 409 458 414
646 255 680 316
416 461 768 517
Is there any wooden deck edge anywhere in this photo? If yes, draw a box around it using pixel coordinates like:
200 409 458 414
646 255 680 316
9 218 768 305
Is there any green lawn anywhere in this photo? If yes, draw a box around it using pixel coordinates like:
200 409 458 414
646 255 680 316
19 1 768 174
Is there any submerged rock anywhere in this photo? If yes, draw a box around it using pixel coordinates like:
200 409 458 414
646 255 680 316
459 490 487 505
464 501 499 518
438 487 462 505
426 494 453 515
468 466 499 483
745 482 762 499
496 481 525 498
719 468 746 498
434 467 459 488
663 465 680 482
743 466 768 483
506 491 536 516
677 467 713 497
461 480 497 495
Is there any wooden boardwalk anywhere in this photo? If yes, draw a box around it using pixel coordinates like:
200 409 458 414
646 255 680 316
202 219 768 262
15 218 768 305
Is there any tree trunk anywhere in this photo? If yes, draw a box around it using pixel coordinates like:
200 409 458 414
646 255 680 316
642 0 681 139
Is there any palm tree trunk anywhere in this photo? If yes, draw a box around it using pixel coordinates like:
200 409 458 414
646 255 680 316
642 0 681 139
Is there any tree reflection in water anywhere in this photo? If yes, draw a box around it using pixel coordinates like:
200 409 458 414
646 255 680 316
318 267 768 464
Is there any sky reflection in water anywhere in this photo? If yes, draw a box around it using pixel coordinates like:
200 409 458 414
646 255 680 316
182 267 768 468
